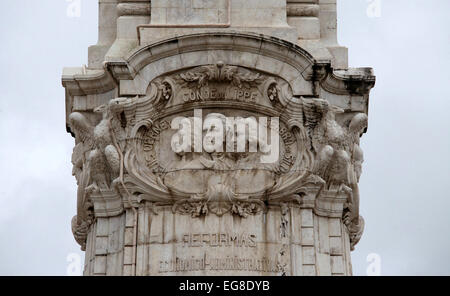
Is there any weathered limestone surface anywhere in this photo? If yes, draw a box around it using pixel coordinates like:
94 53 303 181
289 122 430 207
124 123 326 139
63 0 375 276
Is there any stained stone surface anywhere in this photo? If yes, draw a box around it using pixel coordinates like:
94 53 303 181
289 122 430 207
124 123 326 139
63 0 375 276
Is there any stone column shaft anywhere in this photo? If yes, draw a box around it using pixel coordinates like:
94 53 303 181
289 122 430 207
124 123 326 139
63 0 375 276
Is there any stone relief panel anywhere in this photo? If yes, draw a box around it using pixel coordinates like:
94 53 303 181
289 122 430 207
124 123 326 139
69 62 367 253
135 205 294 276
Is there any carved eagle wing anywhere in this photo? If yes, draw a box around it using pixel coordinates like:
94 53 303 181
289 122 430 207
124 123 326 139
69 112 95 149
302 98 329 152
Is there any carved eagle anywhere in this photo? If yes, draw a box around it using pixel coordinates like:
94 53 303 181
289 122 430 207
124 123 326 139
302 99 351 186
69 106 121 213
69 112 95 228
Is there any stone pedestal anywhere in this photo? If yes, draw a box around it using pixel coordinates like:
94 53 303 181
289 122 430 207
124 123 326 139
63 0 375 276
84 205 354 276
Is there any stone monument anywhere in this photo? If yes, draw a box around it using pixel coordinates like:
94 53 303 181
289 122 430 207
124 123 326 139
63 0 375 276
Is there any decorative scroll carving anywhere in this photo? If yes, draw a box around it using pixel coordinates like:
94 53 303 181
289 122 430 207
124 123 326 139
345 215 365 251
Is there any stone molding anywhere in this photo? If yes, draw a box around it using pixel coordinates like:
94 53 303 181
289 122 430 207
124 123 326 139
63 32 374 105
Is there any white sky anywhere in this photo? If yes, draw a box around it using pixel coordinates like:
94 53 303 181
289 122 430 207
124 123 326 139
0 0 449 275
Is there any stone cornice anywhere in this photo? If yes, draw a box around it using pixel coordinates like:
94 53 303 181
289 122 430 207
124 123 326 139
321 67 376 96
62 66 117 96
62 32 375 100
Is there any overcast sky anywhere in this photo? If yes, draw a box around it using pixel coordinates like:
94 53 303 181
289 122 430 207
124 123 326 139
0 0 449 276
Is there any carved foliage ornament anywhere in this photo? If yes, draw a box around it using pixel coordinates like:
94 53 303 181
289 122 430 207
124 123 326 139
178 61 264 89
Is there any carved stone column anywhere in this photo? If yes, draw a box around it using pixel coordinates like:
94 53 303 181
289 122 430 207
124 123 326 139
63 0 375 276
